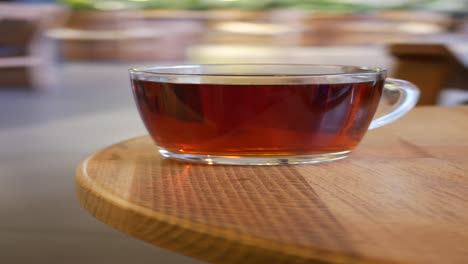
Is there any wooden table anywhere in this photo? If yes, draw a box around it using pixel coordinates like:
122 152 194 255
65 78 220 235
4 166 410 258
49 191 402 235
76 106 468 264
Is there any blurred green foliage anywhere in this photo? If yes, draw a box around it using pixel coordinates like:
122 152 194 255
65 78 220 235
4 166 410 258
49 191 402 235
59 0 439 11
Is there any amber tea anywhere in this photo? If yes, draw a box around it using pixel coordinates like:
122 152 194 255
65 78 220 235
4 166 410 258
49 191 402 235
133 80 383 154
130 64 418 165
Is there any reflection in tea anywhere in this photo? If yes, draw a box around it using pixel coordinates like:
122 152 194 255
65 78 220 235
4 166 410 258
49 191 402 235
132 80 383 155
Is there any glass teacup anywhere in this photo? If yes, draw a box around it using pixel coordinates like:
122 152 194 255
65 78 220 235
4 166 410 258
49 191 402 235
130 64 419 165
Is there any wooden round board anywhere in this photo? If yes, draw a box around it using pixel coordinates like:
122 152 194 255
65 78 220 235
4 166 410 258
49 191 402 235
76 106 468 264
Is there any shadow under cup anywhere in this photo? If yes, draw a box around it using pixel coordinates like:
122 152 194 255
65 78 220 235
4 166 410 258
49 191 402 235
129 64 417 165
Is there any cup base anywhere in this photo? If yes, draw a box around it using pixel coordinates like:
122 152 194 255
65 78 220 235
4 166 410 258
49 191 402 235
158 149 351 165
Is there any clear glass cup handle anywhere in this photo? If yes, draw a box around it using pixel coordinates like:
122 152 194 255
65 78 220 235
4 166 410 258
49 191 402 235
369 78 420 130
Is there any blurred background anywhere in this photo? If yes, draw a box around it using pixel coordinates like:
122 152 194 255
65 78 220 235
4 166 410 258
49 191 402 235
1 0 468 263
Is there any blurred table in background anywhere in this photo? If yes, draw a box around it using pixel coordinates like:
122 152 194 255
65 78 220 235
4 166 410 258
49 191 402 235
53 9 461 62
51 9 206 61
188 44 393 69
204 9 454 47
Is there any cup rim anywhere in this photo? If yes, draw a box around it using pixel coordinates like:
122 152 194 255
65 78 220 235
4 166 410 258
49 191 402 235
129 63 386 77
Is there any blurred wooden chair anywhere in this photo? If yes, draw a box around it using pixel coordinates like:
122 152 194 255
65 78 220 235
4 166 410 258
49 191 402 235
389 43 468 105
0 3 67 89
0 19 40 87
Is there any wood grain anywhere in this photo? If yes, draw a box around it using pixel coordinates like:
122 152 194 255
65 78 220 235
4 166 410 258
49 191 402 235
76 106 468 264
